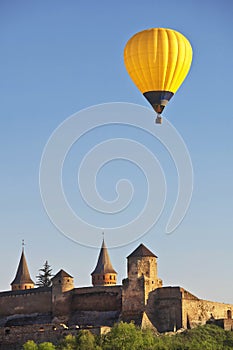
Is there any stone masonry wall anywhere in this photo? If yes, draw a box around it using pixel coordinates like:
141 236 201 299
0 324 110 350
182 298 233 328
71 286 122 312
145 287 233 333
122 277 145 317
0 324 81 350
52 289 72 319
145 287 183 333
0 288 52 320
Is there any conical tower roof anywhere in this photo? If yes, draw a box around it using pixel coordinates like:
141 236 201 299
127 243 157 258
11 249 34 285
91 239 117 275
52 269 73 280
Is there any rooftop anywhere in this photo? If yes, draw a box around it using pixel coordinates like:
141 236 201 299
127 244 157 259
11 250 34 285
91 239 117 275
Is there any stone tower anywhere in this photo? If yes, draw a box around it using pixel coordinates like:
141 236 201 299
91 239 117 286
122 244 162 322
51 269 74 295
11 246 34 290
51 269 74 318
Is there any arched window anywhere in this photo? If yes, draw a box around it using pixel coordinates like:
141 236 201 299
227 310 232 319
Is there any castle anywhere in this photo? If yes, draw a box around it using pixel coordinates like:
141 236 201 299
0 240 233 348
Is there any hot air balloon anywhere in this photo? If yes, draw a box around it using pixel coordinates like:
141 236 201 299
124 28 192 123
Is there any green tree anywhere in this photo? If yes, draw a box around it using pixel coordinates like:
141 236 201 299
164 324 230 350
36 260 53 287
38 342 56 350
224 330 233 349
76 330 96 350
22 324 233 350
141 328 159 350
103 322 143 350
23 340 38 350
58 334 77 350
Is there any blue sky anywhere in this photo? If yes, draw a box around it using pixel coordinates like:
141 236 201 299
1 0 233 303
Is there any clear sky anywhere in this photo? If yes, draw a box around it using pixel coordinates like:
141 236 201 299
1 1 233 303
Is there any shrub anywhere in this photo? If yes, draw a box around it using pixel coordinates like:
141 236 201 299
76 330 96 350
38 342 56 350
103 322 143 350
23 340 38 350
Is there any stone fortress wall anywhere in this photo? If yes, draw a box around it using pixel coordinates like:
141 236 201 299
145 286 233 333
0 324 110 350
71 286 122 312
0 287 52 324
0 285 122 326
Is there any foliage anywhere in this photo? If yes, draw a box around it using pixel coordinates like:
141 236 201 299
103 321 144 350
57 334 77 350
36 260 53 287
38 342 56 350
141 328 157 349
23 340 38 350
23 341 55 350
156 324 233 350
76 330 96 350
57 331 98 350
22 324 233 350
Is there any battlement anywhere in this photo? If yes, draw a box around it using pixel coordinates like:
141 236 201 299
0 286 51 298
0 287 52 321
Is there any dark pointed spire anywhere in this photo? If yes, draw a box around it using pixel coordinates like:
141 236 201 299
91 238 117 286
91 239 117 275
11 245 34 289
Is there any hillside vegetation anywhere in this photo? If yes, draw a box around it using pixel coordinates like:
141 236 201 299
23 322 233 350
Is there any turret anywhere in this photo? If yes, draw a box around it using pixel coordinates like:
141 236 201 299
51 269 74 318
127 243 162 297
122 244 162 322
11 245 34 290
91 239 117 286
51 269 74 294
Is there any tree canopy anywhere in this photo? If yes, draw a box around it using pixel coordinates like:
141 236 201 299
36 260 53 287
23 323 233 350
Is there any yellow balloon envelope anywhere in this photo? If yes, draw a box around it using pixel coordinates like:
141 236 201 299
124 28 192 122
